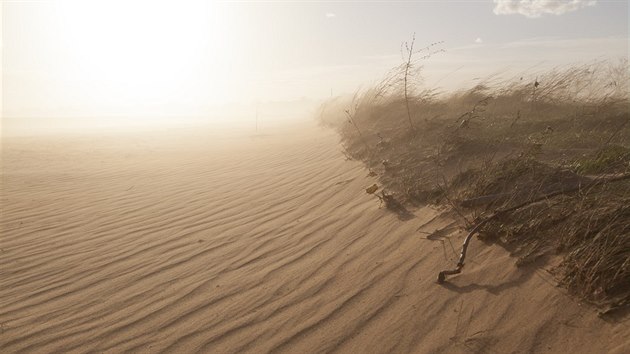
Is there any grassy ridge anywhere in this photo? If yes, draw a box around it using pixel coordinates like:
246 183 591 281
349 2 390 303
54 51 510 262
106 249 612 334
320 59 630 312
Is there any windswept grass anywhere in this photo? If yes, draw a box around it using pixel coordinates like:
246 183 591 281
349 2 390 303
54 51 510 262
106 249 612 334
320 58 630 312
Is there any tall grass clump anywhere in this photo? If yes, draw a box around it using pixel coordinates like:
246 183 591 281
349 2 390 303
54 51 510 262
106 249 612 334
320 54 630 312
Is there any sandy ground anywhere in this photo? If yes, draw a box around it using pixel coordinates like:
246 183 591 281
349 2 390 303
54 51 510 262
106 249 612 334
1 121 629 353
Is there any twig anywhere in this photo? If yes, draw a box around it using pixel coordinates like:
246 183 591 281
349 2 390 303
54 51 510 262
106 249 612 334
437 172 630 283
403 33 416 131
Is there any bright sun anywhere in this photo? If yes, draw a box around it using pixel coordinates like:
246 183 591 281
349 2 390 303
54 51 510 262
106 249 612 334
56 0 233 109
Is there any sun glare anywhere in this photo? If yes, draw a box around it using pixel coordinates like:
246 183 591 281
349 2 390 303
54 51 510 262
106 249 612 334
55 0 232 106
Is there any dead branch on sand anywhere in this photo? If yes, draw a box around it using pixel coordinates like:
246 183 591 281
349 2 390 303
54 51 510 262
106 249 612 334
437 172 630 284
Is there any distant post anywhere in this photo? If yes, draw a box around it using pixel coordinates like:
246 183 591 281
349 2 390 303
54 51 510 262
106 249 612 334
255 103 259 133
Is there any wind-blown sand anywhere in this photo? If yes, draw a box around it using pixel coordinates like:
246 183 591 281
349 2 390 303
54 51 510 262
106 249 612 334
1 121 628 353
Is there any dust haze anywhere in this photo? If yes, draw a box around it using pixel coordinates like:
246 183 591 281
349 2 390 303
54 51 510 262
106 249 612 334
2 1 629 353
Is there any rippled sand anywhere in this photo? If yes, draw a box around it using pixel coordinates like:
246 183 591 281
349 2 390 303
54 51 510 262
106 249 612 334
1 121 628 353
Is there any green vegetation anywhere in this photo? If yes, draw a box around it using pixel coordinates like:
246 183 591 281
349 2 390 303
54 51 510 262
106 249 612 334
573 145 630 174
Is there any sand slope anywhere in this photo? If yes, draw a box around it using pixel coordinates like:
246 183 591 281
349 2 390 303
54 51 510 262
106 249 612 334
1 122 628 353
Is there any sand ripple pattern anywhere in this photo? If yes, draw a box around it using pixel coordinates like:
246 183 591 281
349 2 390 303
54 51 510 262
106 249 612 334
1 123 628 353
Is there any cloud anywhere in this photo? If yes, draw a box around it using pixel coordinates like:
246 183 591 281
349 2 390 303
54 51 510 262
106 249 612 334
325 13 336 18
475 37 483 43
493 0 597 18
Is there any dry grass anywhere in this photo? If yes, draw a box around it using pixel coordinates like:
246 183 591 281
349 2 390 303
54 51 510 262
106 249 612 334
320 58 630 311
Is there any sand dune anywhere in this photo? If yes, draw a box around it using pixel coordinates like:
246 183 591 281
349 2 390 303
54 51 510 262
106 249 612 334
1 121 628 353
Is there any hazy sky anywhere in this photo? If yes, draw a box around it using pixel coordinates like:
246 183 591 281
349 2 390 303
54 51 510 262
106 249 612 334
2 0 628 118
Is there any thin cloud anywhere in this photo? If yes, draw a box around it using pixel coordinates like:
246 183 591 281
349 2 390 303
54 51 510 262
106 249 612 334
325 13 336 18
500 36 626 49
475 37 483 43
493 0 597 18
